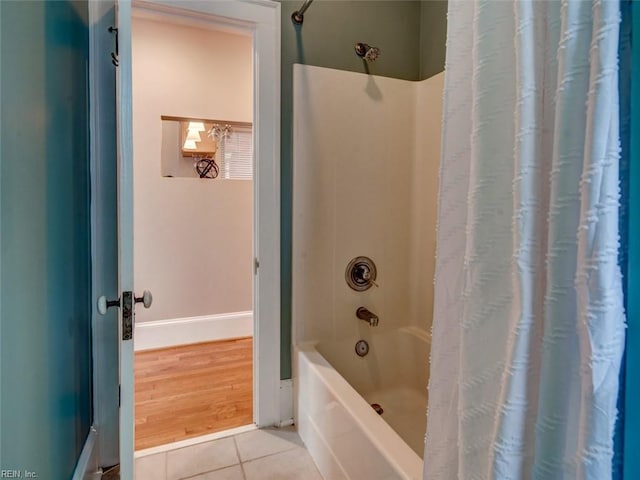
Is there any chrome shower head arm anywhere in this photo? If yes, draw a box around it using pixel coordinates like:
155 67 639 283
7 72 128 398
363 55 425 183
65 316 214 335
292 0 314 25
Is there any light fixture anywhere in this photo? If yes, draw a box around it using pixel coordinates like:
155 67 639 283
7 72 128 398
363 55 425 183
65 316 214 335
186 129 201 142
183 139 197 149
188 121 206 132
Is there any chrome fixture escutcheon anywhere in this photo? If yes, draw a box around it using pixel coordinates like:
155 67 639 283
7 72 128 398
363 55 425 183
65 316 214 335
346 256 378 291
355 340 369 357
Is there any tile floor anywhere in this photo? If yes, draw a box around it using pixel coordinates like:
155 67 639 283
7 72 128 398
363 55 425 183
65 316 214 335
135 426 323 480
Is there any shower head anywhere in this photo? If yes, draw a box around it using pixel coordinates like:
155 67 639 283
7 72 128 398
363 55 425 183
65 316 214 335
355 43 381 62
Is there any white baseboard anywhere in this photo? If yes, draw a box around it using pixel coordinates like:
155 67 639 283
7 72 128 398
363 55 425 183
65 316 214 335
134 311 253 351
279 379 294 427
72 426 100 480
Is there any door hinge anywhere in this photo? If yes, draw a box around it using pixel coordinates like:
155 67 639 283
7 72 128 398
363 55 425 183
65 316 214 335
118 384 121 408
254 258 260 274
108 26 119 67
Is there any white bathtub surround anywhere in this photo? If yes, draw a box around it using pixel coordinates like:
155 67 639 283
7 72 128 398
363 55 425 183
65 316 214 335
134 311 253 351
426 2 625 479
292 65 443 341
292 65 443 479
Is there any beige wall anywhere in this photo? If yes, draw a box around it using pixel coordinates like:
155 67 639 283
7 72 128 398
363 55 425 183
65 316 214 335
292 65 442 345
132 16 253 322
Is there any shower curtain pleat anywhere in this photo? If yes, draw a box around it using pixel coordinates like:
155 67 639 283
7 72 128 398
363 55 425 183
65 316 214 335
423 0 472 477
425 1 625 479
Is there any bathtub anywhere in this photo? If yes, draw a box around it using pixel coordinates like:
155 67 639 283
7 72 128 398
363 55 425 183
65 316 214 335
294 327 430 480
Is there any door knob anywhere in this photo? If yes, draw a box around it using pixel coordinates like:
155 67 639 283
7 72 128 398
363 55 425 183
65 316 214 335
97 290 152 315
97 296 120 315
135 290 153 308
97 291 151 341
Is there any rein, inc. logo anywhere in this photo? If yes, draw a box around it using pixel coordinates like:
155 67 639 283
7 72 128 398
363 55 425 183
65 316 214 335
0 471 38 478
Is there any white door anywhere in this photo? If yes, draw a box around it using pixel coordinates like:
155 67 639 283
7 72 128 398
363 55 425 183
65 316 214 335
94 0 136 475
91 0 136 476
116 0 135 478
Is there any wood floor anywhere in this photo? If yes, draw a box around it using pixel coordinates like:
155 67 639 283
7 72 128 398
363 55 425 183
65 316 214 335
135 337 253 450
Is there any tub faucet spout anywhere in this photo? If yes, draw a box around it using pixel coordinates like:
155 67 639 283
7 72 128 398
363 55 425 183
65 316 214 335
356 307 379 327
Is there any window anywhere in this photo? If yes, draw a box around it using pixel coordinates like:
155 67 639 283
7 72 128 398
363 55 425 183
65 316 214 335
220 126 253 180
160 116 253 180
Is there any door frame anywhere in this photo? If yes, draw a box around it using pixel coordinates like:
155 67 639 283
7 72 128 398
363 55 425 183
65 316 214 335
89 0 281 470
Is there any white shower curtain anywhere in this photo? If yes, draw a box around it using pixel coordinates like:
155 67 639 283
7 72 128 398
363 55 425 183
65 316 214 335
424 1 625 479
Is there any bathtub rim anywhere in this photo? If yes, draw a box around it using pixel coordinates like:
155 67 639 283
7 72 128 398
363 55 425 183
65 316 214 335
295 340 424 480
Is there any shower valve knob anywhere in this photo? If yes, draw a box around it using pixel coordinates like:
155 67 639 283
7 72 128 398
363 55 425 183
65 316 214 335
135 290 153 309
355 265 378 287
356 265 371 281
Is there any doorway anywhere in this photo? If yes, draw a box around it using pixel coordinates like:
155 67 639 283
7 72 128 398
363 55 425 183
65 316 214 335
130 8 255 451
89 1 280 475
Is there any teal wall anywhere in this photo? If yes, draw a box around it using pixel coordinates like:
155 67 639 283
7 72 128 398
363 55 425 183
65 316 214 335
623 2 640 478
0 1 92 478
279 0 447 378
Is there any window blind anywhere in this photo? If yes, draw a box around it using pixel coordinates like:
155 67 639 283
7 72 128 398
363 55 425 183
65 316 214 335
221 126 253 180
